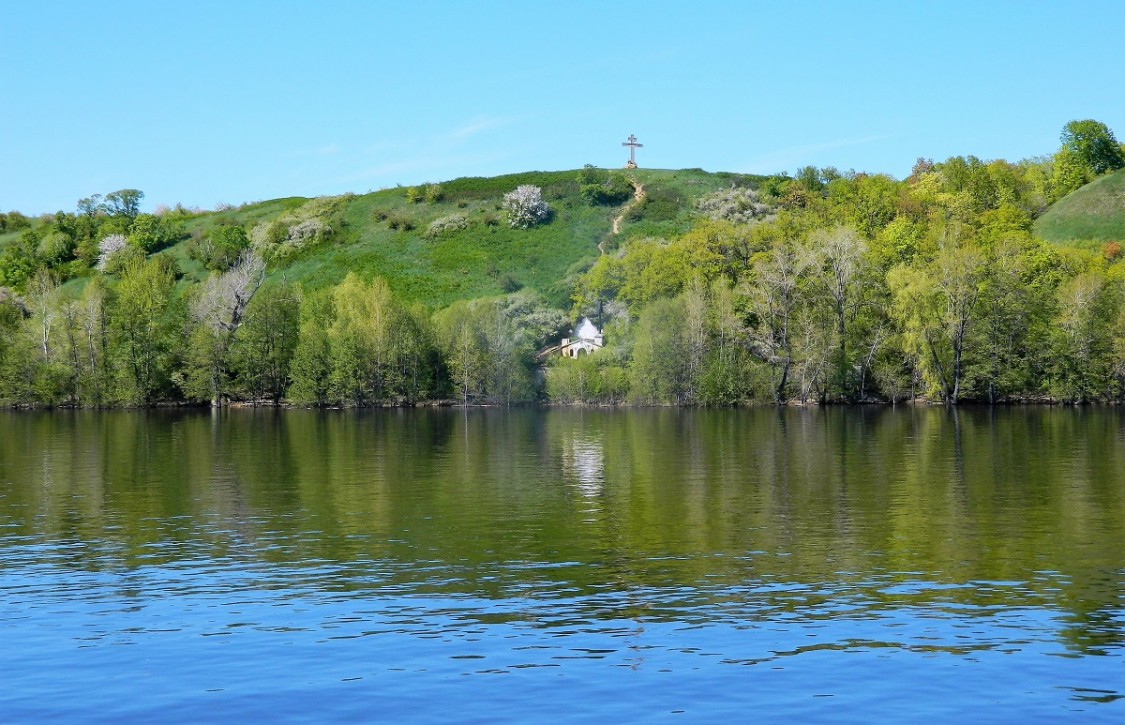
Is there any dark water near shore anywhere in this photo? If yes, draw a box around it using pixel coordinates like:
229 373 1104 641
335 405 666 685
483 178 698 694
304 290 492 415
0 407 1121 721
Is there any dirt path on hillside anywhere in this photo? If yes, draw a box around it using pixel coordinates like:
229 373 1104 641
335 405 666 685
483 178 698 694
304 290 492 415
599 180 645 254
612 181 645 235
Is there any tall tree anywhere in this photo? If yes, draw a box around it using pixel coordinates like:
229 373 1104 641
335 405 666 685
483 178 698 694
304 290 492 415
185 250 265 405
104 189 144 220
111 256 177 404
1060 119 1125 176
231 282 300 403
742 235 815 402
888 235 985 404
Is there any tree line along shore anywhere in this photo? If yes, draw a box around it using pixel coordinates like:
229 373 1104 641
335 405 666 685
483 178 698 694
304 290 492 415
2 121 1125 408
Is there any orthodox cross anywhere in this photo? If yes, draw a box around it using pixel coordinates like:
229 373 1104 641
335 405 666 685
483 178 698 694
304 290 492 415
622 134 643 167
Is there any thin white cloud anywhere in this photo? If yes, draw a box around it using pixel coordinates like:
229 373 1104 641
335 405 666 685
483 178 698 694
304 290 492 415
336 116 525 186
448 116 515 141
284 143 342 159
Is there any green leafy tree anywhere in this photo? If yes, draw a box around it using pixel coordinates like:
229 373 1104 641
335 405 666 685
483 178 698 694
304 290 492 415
198 223 250 271
629 295 690 404
578 166 633 205
887 236 986 404
104 189 144 219
110 256 178 404
288 289 334 405
1048 272 1118 402
231 282 301 403
0 231 41 289
1060 119 1125 176
742 233 816 402
128 213 182 253
434 297 534 404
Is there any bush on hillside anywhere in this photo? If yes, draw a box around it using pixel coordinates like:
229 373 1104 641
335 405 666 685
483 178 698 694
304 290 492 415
128 213 184 253
190 223 250 271
503 185 550 229
249 194 348 259
696 187 771 224
385 211 415 231
577 166 633 205
425 214 470 238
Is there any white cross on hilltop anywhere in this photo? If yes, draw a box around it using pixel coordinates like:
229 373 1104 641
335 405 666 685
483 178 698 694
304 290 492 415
622 134 643 168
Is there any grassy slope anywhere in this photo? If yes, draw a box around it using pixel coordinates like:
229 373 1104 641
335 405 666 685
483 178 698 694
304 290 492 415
181 168 746 309
7 168 756 308
1035 168 1125 245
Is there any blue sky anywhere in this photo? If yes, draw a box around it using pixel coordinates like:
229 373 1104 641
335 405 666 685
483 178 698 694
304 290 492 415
2 1 1123 214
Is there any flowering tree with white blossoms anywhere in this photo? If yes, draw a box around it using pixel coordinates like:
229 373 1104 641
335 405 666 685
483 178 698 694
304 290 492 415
502 185 550 229
96 234 128 271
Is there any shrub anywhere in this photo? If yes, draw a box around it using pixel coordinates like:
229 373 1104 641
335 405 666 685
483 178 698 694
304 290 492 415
696 187 771 224
287 219 329 245
38 231 76 266
425 214 470 238
577 166 633 205
128 213 183 253
628 187 681 222
405 186 423 204
0 210 31 233
194 224 250 270
503 185 550 229
249 195 347 259
424 183 444 203
386 211 415 231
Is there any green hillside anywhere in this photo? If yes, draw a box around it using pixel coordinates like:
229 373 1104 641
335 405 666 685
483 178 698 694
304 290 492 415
147 167 749 309
1035 168 1125 245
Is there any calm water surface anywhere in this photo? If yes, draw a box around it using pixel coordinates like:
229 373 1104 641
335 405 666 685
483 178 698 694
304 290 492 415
0 407 1121 721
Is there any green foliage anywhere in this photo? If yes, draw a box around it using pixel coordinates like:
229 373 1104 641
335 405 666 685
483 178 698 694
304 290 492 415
424 183 444 203
5 157 1125 409
249 194 348 261
546 353 629 404
577 166 633 205
629 296 690 404
0 210 31 233
287 288 334 406
0 231 41 289
104 189 144 219
627 186 682 223
110 256 179 404
1060 119 1125 177
432 292 556 404
289 275 436 406
37 230 76 267
195 223 250 271
231 282 301 402
1047 272 1119 402
128 213 184 253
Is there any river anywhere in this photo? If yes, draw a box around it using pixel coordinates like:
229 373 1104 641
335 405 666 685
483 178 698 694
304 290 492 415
0 407 1121 721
